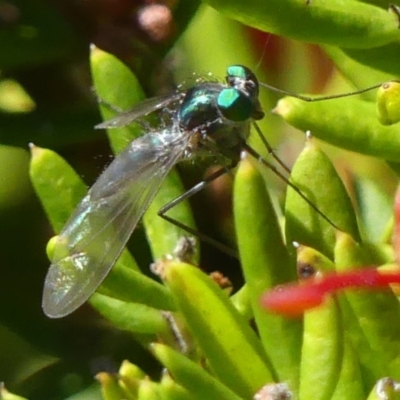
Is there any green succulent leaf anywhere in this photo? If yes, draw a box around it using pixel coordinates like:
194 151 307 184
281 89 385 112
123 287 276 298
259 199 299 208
151 343 242 400
376 81 400 126
163 261 274 398
159 373 193 400
285 137 359 260
335 232 400 379
331 341 365 400
299 296 342 400
89 293 171 336
234 154 301 388
202 0 400 48
275 96 400 162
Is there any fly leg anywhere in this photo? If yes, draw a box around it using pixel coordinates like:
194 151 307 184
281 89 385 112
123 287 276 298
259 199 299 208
95 93 125 114
253 122 291 173
158 165 238 259
243 143 340 230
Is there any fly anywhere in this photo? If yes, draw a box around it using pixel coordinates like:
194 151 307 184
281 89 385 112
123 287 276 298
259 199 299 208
42 65 375 318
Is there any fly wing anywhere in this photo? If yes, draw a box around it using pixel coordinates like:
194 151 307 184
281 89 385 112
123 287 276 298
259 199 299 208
43 127 189 318
95 92 184 129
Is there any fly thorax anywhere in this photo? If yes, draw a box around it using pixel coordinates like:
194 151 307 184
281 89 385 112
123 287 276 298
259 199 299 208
178 83 222 132
178 81 255 162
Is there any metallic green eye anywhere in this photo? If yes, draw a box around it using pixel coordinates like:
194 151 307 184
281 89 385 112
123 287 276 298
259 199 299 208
227 65 249 80
217 88 253 122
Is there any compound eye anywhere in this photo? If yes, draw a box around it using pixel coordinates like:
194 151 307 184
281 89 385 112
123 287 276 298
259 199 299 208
227 65 249 80
226 65 260 96
217 88 253 122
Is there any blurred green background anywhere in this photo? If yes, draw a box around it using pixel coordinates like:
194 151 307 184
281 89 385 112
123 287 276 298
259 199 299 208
0 1 397 399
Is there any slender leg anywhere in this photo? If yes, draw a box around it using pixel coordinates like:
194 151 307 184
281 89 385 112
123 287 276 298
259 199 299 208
96 94 125 113
242 143 341 230
261 82 383 101
252 122 291 174
158 165 239 259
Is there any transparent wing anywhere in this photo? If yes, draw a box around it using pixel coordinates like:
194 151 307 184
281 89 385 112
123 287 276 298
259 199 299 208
43 127 189 318
95 92 184 129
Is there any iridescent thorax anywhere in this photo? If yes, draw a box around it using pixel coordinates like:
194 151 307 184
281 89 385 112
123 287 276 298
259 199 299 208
178 65 264 163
